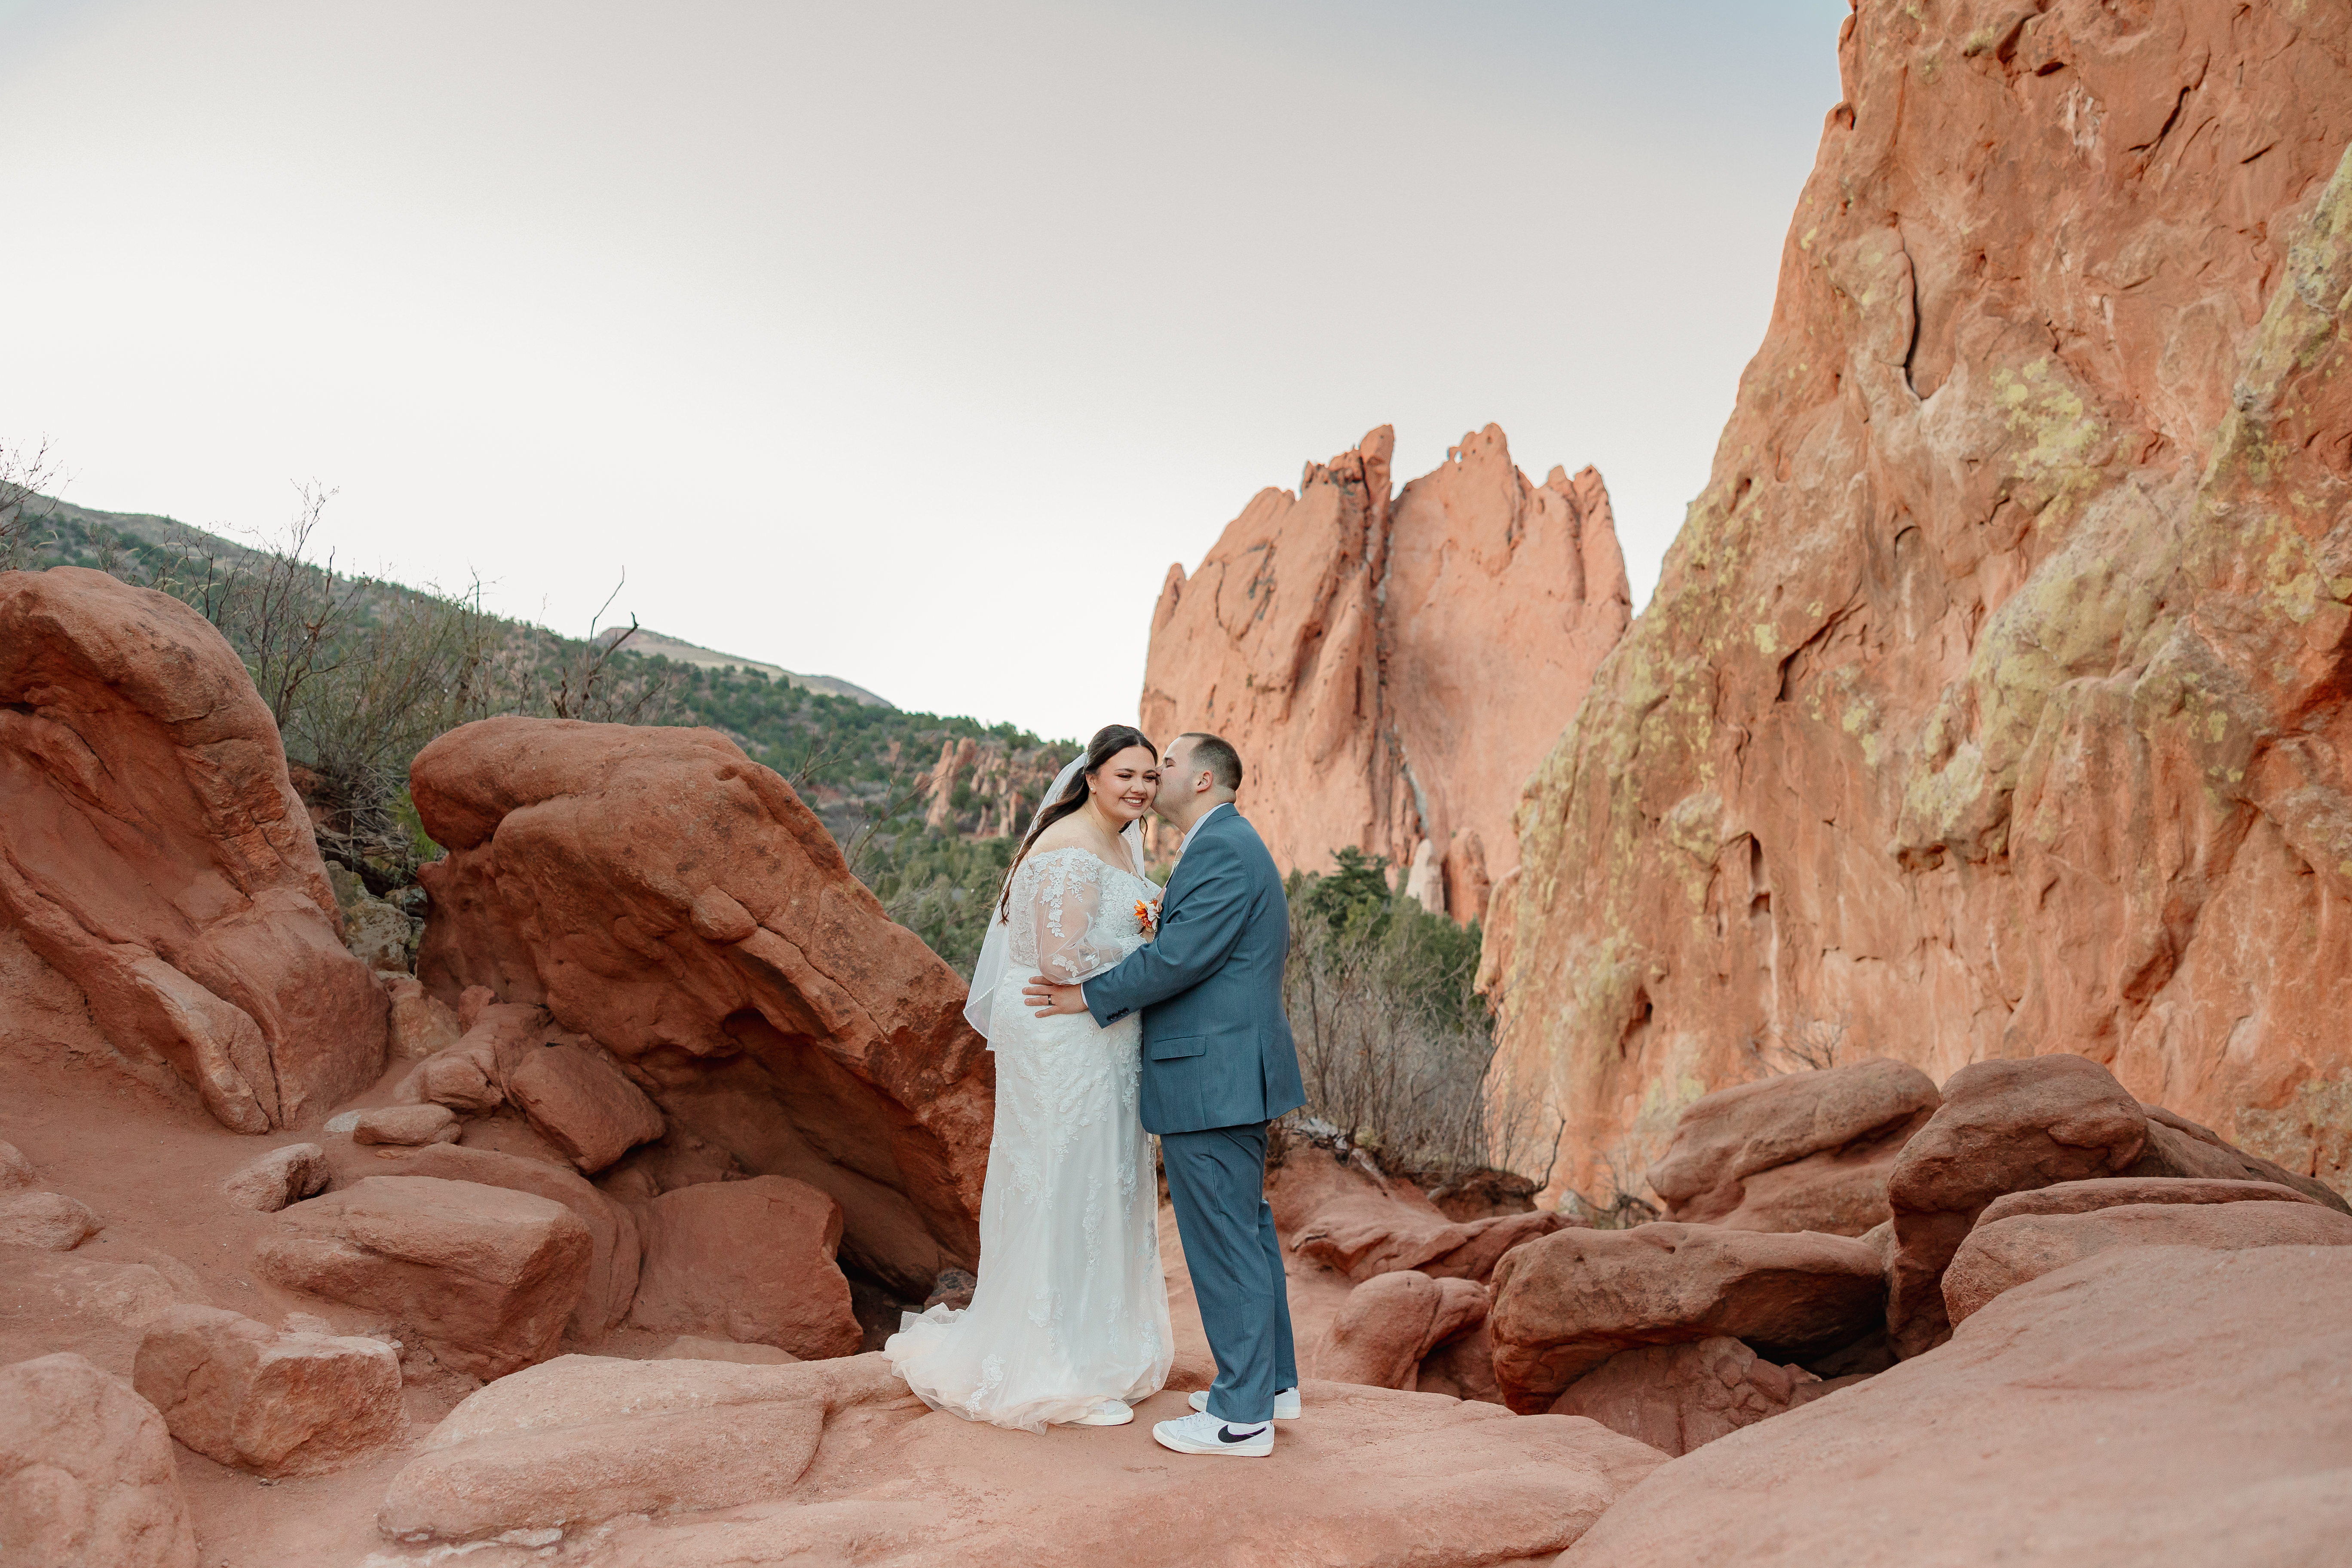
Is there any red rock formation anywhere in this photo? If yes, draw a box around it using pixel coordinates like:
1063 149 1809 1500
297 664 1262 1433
1942 1197 2352 1326
0 1351 199 1568
410 716 992 1295
626 1175 862 1360
253 1175 594 1378
1489 2 2352 1200
0 567 389 1133
1548 1336 1825 1458
1559 1246 2352 1568
376 1352 1668 1562
132 1304 406 1477
1488 1222 1885 1413
915 733 1067 839
1268 1150 1576 1284
1311 1269 1488 1390
1647 1058 1940 1235
1139 425 1629 920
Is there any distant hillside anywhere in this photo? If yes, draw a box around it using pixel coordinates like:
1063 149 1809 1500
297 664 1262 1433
593 625 893 708
5 496 1074 974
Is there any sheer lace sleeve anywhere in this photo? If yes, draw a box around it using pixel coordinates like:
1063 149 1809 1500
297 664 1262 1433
1014 851 1129 983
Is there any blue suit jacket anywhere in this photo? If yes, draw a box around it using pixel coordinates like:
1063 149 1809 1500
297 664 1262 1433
1083 805 1306 1136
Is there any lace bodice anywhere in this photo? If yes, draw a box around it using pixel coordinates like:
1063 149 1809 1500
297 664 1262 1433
1004 846 1158 984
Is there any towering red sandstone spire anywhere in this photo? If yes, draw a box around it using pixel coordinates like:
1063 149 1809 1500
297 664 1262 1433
1139 424 1629 920
1488 1 2352 1201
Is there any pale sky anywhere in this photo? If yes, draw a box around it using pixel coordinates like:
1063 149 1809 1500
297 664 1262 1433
1 0 1848 741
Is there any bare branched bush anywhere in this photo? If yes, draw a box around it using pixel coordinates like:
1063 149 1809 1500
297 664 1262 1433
1559 1142 1665 1230
1281 849 1561 1185
0 436 61 571
132 496 677 887
188 485 368 732
1740 1010 1850 1076
505 577 680 725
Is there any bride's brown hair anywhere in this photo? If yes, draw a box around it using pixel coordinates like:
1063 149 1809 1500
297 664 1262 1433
997 723 1157 921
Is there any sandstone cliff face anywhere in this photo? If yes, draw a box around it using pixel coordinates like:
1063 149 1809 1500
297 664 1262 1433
410 717 991 1294
0 567 388 1131
1140 425 1629 920
1488 1 2352 1198
918 735 1066 838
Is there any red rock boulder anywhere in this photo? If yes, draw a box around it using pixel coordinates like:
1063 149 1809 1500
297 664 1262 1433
1559 1246 2352 1568
352 1104 460 1147
132 1304 405 1476
1312 1270 1488 1390
1647 1058 1941 1235
0 567 387 1131
409 717 990 1296
219 1142 331 1213
1270 1150 1575 1284
251 1174 592 1377
503 1036 665 1173
1138 425 1629 921
1883 1054 2149 1356
627 1175 861 1360
383 1142 641 1340
382 974 460 1060
1944 1199 2352 1326
0 1351 198 1568
1488 1222 1884 1413
1549 1336 1826 1458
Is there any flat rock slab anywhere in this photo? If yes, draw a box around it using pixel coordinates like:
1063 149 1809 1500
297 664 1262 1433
1976 1176 2324 1227
373 1354 1667 1566
1944 1200 2352 1325
1490 1223 1885 1412
1561 1246 2352 1568
352 1104 461 1147
252 1175 591 1378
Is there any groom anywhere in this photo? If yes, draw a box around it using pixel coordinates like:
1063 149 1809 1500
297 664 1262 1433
1023 731 1305 1458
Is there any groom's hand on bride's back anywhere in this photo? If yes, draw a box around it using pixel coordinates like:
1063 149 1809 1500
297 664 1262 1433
1023 975 1089 1017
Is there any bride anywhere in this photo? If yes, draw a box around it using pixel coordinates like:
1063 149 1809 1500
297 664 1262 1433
883 723 1174 1430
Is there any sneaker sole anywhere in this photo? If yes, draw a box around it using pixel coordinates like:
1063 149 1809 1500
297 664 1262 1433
1189 1393 1300 1421
1069 1403 1134 1426
1152 1424 1273 1457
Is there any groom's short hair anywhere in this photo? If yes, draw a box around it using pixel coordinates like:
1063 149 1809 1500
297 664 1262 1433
1178 732 1243 793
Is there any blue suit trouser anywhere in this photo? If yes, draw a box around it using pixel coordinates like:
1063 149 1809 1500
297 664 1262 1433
1160 1121 1297 1425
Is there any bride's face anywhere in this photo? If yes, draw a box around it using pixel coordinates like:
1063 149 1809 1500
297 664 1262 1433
1088 744 1159 826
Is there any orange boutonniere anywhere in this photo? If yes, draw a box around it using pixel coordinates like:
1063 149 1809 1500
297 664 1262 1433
1134 897 1161 938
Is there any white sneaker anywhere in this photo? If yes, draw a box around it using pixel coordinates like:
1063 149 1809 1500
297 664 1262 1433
1191 1387 1301 1421
1152 1409 1273 1457
1069 1399 1133 1426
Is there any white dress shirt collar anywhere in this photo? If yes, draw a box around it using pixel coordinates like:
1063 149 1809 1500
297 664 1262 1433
1178 800 1233 856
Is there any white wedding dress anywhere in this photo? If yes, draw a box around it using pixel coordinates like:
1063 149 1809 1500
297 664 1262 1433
883 844 1174 1431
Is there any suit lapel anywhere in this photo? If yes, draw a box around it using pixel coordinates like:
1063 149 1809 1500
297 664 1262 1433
1158 806 1229 919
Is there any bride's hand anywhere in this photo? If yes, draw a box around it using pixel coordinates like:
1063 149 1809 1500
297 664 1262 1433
1023 975 1088 1017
